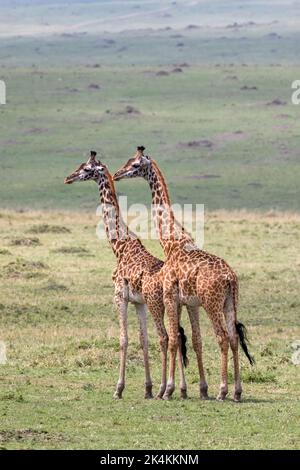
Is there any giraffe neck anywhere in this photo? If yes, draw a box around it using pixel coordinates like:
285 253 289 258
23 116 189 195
97 173 136 258
144 160 194 256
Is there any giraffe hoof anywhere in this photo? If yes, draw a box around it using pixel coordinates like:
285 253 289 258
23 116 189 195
216 396 225 402
162 395 171 401
180 389 188 400
200 385 209 400
233 393 242 403
113 392 122 399
155 389 165 399
216 392 227 402
144 384 153 399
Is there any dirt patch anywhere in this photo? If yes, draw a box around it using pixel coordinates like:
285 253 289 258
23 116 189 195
104 39 116 45
88 83 101 90
214 131 249 143
0 303 41 317
266 99 287 106
276 114 292 119
27 224 71 234
24 128 49 135
117 105 141 115
42 282 68 291
10 237 41 247
185 24 200 30
124 105 140 114
248 182 263 188
52 246 90 255
240 85 258 90
64 87 79 93
226 21 257 29
1 139 27 146
188 174 221 180
272 123 293 131
156 70 169 76
265 32 281 39
0 429 63 443
225 75 239 80
0 249 11 255
179 139 213 149
3 259 48 279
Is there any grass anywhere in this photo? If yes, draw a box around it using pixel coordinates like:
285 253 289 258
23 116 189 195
0 0 299 451
0 209 299 450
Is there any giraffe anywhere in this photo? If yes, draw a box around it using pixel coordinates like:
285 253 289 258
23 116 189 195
114 146 255 402
64 151 188 400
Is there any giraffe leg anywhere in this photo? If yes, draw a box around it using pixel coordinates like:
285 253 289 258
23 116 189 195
163 284 179 400
135 303 153 399
186 305 208 399
177 305 188 399
155 328 168 399
206 307 229 401
113 293 128 399
147 302 168 399
224 301 242 402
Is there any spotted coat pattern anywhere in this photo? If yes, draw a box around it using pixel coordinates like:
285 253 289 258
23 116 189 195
114 147 245 401
65 151 188 399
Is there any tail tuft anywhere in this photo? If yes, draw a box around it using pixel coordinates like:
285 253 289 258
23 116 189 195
236 322 255 366
179 325 189 368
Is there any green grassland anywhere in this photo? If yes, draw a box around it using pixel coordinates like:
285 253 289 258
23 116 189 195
1 63 300 212
0 2 300 213
0 0 299 451
0 210 299 449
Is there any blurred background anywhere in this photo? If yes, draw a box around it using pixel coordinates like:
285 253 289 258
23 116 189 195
0 0 299 212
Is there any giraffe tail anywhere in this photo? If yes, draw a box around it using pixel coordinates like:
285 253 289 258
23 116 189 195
235 322 255 366
231 280 255 366
179 324 189 368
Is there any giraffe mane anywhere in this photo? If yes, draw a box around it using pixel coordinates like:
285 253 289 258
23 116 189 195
106 170 119 208
151 159 172 207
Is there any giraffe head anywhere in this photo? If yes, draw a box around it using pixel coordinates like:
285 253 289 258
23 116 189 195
64 151 107 184
113 146 151 181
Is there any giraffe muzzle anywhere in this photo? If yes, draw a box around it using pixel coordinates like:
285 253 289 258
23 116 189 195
64 177 74 184
113 170 129 181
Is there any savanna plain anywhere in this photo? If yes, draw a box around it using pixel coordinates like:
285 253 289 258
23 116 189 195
0 0 299 450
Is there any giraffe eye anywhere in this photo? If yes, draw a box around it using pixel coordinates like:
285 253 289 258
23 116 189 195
132 163 140 168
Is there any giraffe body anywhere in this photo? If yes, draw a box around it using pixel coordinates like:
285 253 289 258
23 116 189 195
65 151 188 400
114 147 254 401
